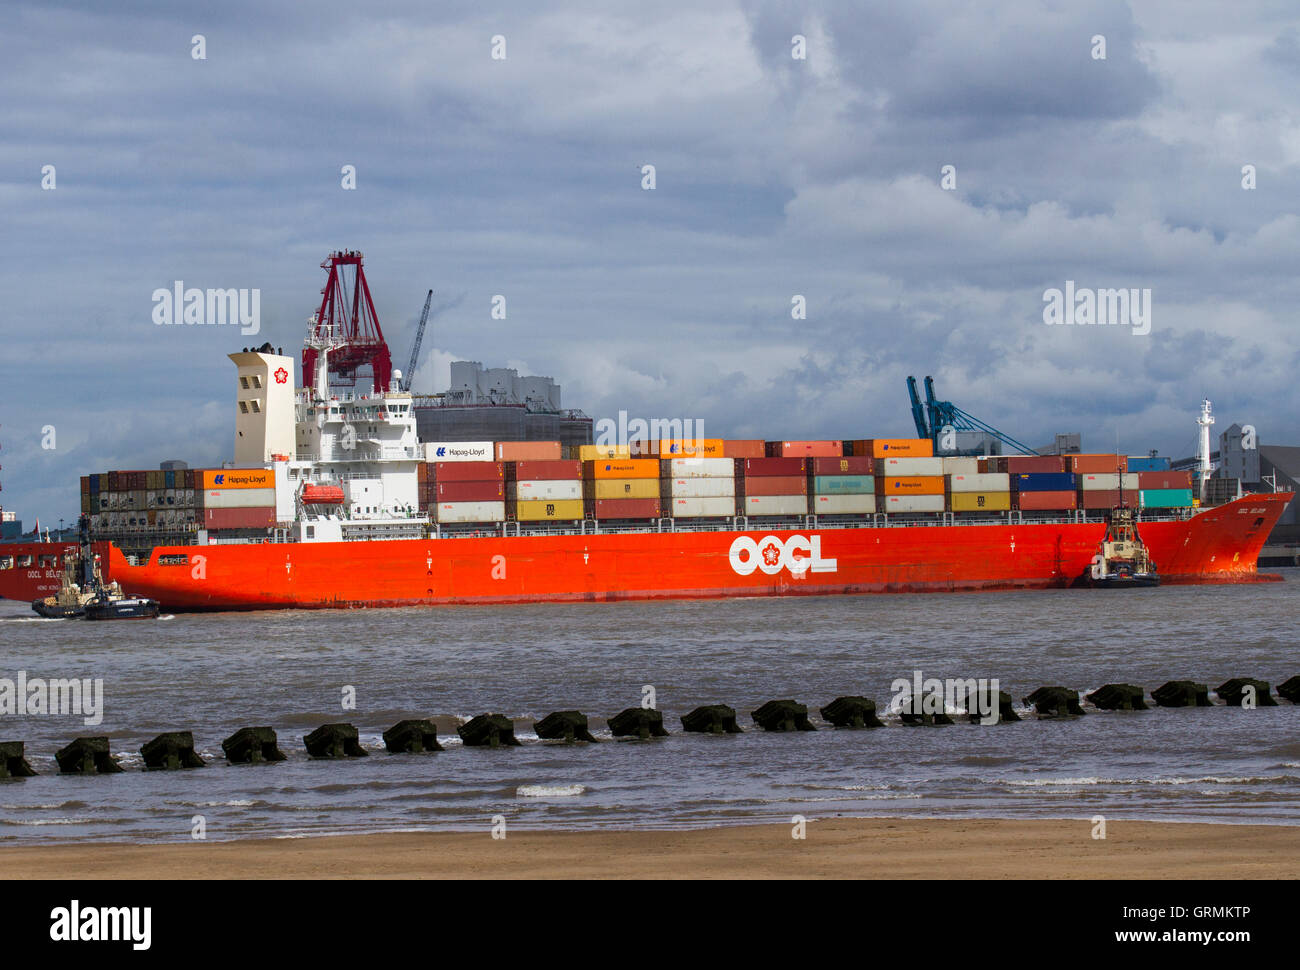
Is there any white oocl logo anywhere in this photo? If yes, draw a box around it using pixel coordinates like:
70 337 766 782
729 535 837 577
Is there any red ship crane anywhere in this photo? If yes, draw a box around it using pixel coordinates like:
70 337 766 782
302 250 393 395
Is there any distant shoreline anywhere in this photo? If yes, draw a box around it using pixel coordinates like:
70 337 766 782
3 817 1296 879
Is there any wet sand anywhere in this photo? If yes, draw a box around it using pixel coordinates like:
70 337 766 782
3 817 1296 879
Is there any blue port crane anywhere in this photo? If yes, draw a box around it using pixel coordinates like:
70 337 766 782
906 375 1038 455
401 289 434 392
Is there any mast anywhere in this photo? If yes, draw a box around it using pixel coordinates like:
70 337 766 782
1196 399 1215 502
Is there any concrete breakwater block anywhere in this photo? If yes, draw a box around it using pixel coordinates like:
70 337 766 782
608 708 668 739
222 726 287 764
899 706 954 726
55 737 123 774
751 700 816 732
1278 676 1300 704
962 688 1020 724
681 704 742 734
0 741 37 778
457 714 520 748
303 723 369 758
1152 681 1212 708
141 731 206 770
1215 678 1277 708
1024 687 1085 717
819 696 884 728
535 711 598 743
383 719 444 753
1086 684 1148 711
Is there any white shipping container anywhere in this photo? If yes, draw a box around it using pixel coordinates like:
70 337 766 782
512 480 582 501
665 457 734 478
436 501 506 523
424 441 494 462
813 493 876 514
1080 473 1121 490
948 472 1011 493
670 496 736 517
743 495 808 516
940 457 980 475
668 477 736 498
203 487 278 509
882 494 945 513
878 456 944 476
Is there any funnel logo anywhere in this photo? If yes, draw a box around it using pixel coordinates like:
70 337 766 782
274 367 288 384
729 535 836 577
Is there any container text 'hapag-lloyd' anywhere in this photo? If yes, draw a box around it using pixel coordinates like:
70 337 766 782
728 534 837 577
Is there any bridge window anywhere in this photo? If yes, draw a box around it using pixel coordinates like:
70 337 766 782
0 557 12 569
18 555 33 567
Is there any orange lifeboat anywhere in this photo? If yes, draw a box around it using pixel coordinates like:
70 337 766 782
301 484 345 505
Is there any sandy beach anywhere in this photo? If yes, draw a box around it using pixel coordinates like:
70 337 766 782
3 817 1296 879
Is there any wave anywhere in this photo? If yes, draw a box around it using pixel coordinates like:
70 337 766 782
516 784 585 798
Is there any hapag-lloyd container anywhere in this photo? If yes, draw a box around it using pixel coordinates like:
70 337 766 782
864 438 933 458
881 494 944 513
949 492 1012 512
591 479 659 500
202 487 276 509
1140 488 1195 508
811 475 874 494
1015 490 1077 510
811 456 873 476
662 457 733 478
515 499 584 521
813 493 876 514
201 469 275 490
743 457 806 477
671 496 735 517
744 495 808 516
742 475 808 496
495 441 561 461
512 460 582 481
948 473 1011 493
436 501 505 523
434 461 505 482
940 456 980 476
878 456 944 477
665 477 736 498
658 438 726 458
878 476 944 495
424 441 494 462
590 498 660 519
512 480 583 501
437 480 505 502
586 459 659 479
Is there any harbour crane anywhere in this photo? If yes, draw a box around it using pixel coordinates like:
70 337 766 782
402 289 434 392
906 375 1038 456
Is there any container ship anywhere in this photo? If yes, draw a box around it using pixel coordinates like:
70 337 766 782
0 252 1290 612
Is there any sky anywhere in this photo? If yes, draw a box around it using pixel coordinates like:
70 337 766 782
1 0 1297 525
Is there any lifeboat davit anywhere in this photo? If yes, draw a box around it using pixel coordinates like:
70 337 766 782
301 484 345 505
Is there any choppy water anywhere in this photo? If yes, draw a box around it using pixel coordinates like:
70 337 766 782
1 572 1298 844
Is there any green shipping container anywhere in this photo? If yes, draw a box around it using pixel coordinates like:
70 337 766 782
1140 488 1194 508
812 475 874 494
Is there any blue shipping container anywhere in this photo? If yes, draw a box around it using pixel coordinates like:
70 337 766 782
1126 457 1171 472
165 470 176 488
1015 472 1077 492
813 475 874 494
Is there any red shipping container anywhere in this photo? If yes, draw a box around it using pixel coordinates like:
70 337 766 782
496 441 562 462
811 456 873 475
997 456 1065 474
776 440 843 458
1015 490 1077 510
433 461 505 482
743 475 808 496
1069 454 1127 474
1079 489 1139 509
417 463 430 483
722 439 765 458
590 498 660 519
744 457 807 477
203 507 275 529
1136 471 1192 490
512 460 582 481
437 480 505 502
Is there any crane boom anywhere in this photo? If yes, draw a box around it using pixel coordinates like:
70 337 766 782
402 289 433 392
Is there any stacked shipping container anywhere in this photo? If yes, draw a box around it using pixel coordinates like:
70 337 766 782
435 461 506 523
661 457 734 518
741 457 808 516
809 456 875 515
585 459 662 519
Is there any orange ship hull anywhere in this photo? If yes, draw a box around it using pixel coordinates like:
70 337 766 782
1 494 1289 611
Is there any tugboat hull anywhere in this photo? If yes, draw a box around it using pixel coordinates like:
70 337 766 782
83 598 160 621
30 600 86 619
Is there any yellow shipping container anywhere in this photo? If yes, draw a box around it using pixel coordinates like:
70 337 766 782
578 444 632 461
950 492 1011 512
514 499 584 521
585 459 659 479
658 438 725 458
591 478 659 499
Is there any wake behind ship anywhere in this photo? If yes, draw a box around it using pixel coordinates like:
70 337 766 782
0 252 1290 612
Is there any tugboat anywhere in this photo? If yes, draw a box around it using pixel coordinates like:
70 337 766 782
30 515 160 619
1089 503 1160 589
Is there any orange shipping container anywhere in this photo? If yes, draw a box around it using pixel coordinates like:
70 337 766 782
495 441 562 462
585 459 659 480
202 469 275 490
776 440 843 458
658 438 726 458
722 439 765 458
878 476 945 495
865 439 934 458
1069 454 1128 474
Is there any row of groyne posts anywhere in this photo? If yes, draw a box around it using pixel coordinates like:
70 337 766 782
2 676 1298 778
